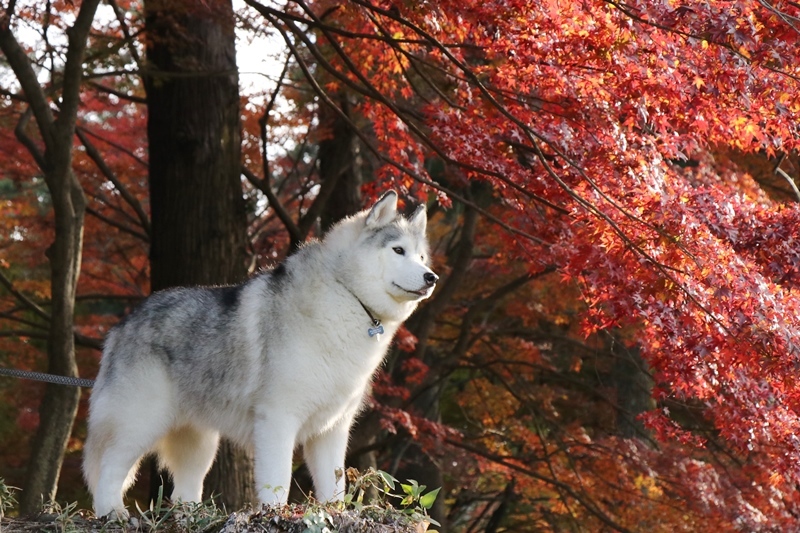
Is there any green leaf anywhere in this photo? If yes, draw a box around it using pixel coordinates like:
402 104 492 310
378 470 397 491
419 487 441 510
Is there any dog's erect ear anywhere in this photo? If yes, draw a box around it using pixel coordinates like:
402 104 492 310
408 204 427 234
366 190 398 227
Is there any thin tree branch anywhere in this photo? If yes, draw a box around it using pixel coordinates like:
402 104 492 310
0 23 56 149
264 11 550 245
242 166 303 244
445 437 634 533
14 107 46 169
85 205 149 242
76 127 151 237
77 125 148 168
87 81 146 104
0 329 102 351
56 0 108 139
255 52 304 243
0 312 48 330
772 154 800 202
0 270 51 322
108 0 142 66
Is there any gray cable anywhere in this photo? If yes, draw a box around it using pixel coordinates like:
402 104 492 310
0 367 95 388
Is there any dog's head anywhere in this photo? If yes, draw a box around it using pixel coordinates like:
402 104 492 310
362 190 438 303
329 190 438 319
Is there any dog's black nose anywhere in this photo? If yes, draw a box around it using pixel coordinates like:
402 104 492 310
424 272 438 286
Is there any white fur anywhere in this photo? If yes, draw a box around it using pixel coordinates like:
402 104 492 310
83 191 437 517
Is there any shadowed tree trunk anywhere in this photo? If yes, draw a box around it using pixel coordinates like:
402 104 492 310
318 96 361 232
609 340 653 438
143 0 252 510
0 0 102 514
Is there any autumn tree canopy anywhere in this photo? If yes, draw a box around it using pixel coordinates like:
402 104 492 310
4 0 800 530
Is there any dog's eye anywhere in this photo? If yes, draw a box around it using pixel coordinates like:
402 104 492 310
393 247 405 255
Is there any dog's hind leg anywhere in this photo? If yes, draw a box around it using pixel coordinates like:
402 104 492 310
86 366 176 518
91 431 156 519
156 425 220 504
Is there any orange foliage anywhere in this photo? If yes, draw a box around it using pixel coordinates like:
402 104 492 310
7 0 800 528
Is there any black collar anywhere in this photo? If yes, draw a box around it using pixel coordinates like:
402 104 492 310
357 300 384 337
336 279 385 337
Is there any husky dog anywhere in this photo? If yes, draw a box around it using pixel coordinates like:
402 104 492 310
83 191 438 518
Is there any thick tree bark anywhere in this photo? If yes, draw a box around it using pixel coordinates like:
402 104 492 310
144 0 253 510
0 0 101 513
318 97 361 233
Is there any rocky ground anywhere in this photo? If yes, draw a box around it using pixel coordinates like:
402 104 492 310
0 504 428 532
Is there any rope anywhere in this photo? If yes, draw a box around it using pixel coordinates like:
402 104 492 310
0 367 95 388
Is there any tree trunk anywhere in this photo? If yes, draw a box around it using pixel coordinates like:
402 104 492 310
0 0 101 513
610 340 653 438
144 0 253 510
19 172 86 514
318 96 361 233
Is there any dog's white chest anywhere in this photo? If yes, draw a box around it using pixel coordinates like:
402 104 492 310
266 329 388 441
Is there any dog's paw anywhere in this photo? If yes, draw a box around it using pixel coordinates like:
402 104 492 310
97 507 130 522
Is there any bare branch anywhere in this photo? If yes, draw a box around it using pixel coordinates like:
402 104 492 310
260 1 564 222
2 0 18 27
108 0 142 66
0 20 56 149
85 205 150 242
445 437 634 533
774 167 800 202
55 0 103 138
76 127 151 237
75 293 142 302
0 329 102 351
77 125 148 168
87 81 146 104
0 311 48 330
253 52 306 244
0 269 51 322
263 11 550 245
772 154 800 202
74 332 102 351
0 329 48 340
14 107 46 168
242 165 303 244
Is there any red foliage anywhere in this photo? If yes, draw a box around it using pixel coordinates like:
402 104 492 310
7 0 800 527
283 0 800 528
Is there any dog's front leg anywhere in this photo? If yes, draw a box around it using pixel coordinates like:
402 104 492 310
303 420 351 502
253 411 298 506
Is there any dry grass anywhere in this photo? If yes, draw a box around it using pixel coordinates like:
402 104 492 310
0 470 436 533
